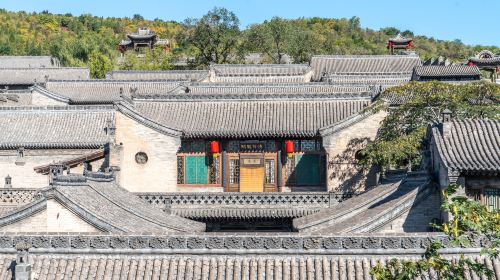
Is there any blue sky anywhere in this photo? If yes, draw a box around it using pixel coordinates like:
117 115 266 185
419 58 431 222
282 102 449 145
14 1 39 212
1 0 499 47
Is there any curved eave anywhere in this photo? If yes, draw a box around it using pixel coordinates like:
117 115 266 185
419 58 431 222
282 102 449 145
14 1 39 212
0 198 47 228
182 130 320 139
319 110 375 137
0 142 107 150
31 85 70 103
114 101 182 138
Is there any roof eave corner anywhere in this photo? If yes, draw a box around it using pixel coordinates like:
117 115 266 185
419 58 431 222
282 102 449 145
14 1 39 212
114 101 182 138
319 109 375 137
31 85 70 104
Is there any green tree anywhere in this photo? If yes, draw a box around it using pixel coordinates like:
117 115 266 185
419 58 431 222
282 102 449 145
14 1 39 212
360 81 500 170
88 51 112 79
179 7 241 65
371 184 500 280
244 17 291 64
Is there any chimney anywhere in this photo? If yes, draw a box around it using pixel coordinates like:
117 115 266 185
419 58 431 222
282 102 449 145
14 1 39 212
106 119 116 136
441 109 452 138
15 241 32 280
49 163 65 185
4 175 11 188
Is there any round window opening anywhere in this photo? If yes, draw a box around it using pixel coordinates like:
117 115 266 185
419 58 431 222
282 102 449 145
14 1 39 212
135 152 148 165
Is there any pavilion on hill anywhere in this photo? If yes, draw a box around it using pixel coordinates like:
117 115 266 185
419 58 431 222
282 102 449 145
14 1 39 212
468 50 500 82
118 28 170 54
387 34 414 55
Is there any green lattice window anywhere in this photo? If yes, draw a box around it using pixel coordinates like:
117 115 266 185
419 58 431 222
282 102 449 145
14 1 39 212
184 156 208 184
485 188 500 210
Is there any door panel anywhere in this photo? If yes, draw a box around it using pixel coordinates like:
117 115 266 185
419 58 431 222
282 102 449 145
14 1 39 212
296 154 320 185
240 166 265 192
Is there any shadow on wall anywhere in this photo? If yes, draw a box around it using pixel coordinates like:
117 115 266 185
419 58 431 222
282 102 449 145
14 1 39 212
328 137 379 194
402 186 442 232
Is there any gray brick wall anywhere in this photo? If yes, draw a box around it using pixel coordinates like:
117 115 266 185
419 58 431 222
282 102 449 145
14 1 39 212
378 188 442 233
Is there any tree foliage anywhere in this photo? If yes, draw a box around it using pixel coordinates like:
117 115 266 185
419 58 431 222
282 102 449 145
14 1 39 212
88 51 112 79
371 184 500 280
0 9 498 69
178 7 241 65
360 81 500 170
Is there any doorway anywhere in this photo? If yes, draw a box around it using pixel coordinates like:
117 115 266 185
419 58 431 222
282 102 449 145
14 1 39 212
239 155 265 192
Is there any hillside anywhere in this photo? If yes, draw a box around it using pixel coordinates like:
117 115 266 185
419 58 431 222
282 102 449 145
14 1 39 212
0 8 498 74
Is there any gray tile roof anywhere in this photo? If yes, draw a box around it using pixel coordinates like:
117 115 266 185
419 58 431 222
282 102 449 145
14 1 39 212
182 83 373 94
0 68 90 85
413 65 481 79
0 56 59 68
310 55 422 81
0 90 32 106
0 175 205 233
211 75 310 84
432 119 500 173
59 179 205 233
134 99 371 138
106 70 208 81
44 80 181 104
294 173 434 234
0 253 495 279
209 64 313 83
0 106 114 149
211 64 311 76
323 73 411 85
382 81 487 106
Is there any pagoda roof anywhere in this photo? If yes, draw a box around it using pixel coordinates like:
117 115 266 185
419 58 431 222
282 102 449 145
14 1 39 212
388 34 413 44
468 50 500 67
127 33 156 40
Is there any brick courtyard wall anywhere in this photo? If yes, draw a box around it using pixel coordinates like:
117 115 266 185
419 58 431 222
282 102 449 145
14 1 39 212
114 112 180 193
0 149 104 188
322 111 387 193
0 200 100 233
31 91 67 106
378 187 442 233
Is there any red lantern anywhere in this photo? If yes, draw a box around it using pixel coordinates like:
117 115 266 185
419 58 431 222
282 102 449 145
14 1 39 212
386 41 393 49
406 41 414 49
210 141 220 158
467 61 475 67
285 140 294 158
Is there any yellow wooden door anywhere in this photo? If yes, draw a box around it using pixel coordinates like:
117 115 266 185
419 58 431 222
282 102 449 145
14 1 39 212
239 166 265 192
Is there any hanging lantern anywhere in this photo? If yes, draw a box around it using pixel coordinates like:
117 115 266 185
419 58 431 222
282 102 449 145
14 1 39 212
210 141 220 158
407 41 414 49
285 140 294 158
467 61 475 67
